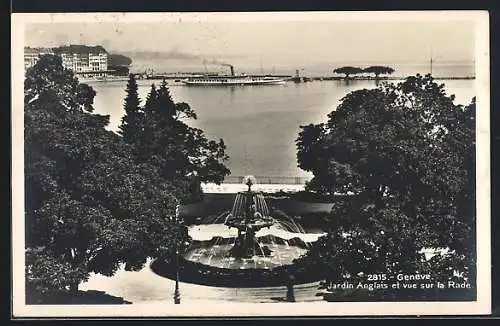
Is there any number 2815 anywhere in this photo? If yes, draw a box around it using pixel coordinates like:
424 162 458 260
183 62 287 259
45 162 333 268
367 274 387 281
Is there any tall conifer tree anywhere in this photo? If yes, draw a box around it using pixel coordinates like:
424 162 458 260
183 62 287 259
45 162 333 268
138 80 230 202
118 74 143 144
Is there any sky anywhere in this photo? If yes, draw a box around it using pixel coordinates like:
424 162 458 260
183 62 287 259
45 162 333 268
24 17 476 73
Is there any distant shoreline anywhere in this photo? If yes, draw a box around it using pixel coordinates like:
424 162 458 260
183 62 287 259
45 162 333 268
82 75 475 85
130 75 475 83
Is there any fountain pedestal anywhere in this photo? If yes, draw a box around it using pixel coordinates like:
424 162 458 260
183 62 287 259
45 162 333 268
226 220 273 258
224 180 274 258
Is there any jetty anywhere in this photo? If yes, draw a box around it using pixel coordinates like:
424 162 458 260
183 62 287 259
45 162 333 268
322 76 475 81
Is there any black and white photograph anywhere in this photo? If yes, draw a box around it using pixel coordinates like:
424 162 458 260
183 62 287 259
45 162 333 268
11 11 491 317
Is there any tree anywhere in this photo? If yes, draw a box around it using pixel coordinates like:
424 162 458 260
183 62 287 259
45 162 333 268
118 74 143 144
363 66 395 79
295 74 476 298
333 66 364 79
136 79 231 202
24 55 186 298
108 53 133 67
108 65 130 76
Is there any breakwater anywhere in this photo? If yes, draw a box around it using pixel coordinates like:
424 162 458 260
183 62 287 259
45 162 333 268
322 76 475 81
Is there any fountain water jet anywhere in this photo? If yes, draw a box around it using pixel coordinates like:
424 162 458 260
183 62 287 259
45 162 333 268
224 177 275 258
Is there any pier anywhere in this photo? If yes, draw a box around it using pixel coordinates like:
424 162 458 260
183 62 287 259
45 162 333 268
321 76 475 81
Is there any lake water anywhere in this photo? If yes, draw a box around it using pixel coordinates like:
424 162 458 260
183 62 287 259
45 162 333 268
88 72 475 179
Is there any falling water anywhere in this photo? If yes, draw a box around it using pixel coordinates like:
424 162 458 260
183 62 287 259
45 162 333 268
182 189 324 270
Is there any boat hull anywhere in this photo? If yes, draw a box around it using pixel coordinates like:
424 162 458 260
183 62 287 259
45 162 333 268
182 79 286 86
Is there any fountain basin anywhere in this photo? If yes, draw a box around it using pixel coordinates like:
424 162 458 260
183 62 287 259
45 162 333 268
150 256 323 288
150 224 324 288
184 244 307 269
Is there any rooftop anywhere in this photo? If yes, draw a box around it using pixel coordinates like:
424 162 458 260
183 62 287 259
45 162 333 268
53 44 108 54
24 47 54 54
25 45 108 55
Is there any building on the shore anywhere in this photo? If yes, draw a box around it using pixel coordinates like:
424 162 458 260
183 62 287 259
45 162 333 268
54 45 108 75
24 45 112 78
24 47 55 70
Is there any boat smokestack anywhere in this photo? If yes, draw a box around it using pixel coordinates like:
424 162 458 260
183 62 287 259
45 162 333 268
230 65 235 76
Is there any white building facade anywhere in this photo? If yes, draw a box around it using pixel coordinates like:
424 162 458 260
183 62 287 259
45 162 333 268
24 47 55 70
24 45 109 77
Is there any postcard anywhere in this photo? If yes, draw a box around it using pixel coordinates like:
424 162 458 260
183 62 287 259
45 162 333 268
11 11 491 317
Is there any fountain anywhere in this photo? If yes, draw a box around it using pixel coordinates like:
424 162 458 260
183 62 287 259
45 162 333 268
151 176 325 288
224 177 275 258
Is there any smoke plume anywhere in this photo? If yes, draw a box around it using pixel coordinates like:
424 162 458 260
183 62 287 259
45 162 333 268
202 58 233 67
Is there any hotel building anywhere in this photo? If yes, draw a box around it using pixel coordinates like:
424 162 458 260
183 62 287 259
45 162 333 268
24 47 55 70
24 45 110 78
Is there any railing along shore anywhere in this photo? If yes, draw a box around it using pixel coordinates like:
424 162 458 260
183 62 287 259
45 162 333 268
222 176 311 185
